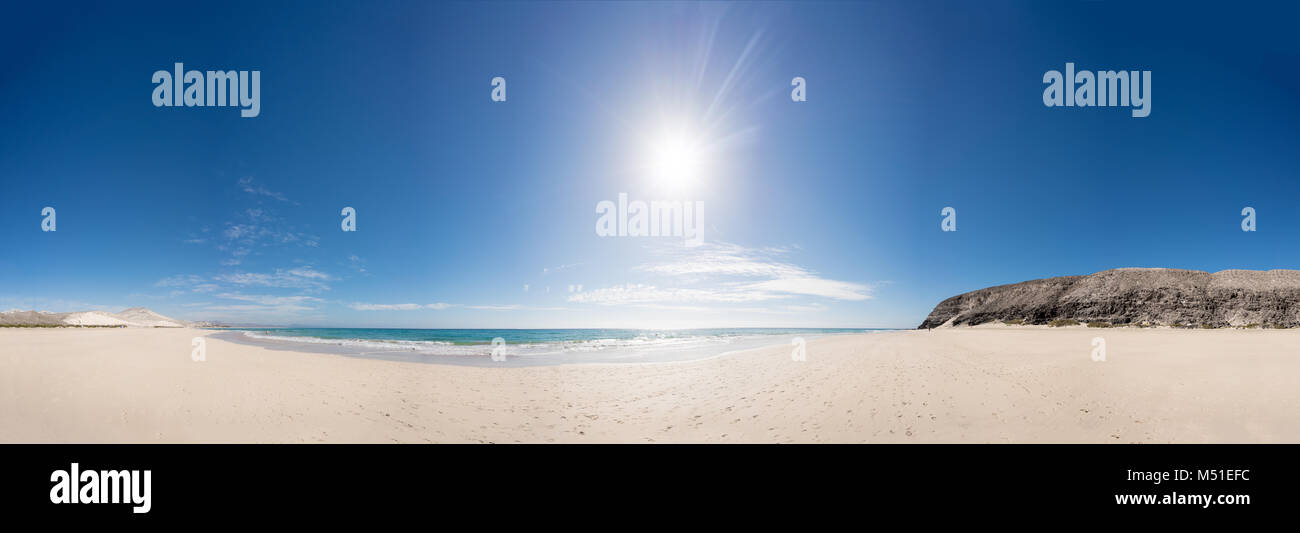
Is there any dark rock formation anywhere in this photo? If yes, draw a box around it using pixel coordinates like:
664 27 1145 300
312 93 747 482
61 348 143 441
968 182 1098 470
918 268 1300 329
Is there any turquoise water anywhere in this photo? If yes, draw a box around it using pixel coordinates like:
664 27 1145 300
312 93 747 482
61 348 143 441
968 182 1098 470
218 327 890 365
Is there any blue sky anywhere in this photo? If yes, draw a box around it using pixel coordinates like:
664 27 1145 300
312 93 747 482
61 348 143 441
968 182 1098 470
1 1 1298 328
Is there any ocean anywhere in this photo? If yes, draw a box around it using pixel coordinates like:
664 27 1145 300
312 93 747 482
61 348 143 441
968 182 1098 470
213 327 890 366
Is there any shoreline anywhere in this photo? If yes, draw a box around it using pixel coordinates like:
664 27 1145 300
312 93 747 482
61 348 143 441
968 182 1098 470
211 328 878 367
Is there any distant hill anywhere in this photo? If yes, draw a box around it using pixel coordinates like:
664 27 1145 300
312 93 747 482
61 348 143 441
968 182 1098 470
919 268 1300 329
0 307 197 327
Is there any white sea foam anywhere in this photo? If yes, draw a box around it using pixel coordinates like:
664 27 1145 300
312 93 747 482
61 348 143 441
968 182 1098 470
232 329 880 365
240 331 459 352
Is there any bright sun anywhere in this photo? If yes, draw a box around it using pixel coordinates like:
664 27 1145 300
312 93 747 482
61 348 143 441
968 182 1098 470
646 129 707 193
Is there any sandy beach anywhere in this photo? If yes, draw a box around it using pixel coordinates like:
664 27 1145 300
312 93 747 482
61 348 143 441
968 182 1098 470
1 327 1297 443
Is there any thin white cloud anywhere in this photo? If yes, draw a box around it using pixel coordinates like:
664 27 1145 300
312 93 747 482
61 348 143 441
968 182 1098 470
346 255 367 273
347 302 569 312
285 267 331 280
215 267 334 291
212 183 317 265
201 303 315 314
155 274 206 288
569 283 781 305
464 304 523 311
216 293 323 306
349 303 425 311
634 243 806 278
238 176 294 203
152 271 330 323
542 263 583 275
569 242 872 307
738 278 871 301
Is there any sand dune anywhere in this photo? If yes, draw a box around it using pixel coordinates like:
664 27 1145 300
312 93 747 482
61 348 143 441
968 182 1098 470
60 312 133 326
1 327 1297 443
0 307 189 327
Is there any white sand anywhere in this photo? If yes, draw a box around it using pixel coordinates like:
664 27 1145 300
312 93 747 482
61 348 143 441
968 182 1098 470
1 327 1297 443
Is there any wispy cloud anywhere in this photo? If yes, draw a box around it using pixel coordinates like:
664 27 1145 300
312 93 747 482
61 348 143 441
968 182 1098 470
215 292 323 306
348 302 568 312
182 287 328 322
192 283 220 293
214 267 334 292
349 303 426 311
737 278 872 301
346 254 367 273
199 303 318 316
568 283 772 304
155 274 206 288
569 242 872 307
212 180 317 266
150 267 336 322
238 176 295 204
542 263 583 275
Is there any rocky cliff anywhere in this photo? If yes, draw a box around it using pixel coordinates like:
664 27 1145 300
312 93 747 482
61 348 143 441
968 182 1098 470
918 268 1300 328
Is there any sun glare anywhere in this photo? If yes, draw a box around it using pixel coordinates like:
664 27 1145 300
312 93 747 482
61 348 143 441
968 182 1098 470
647 130 706 193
